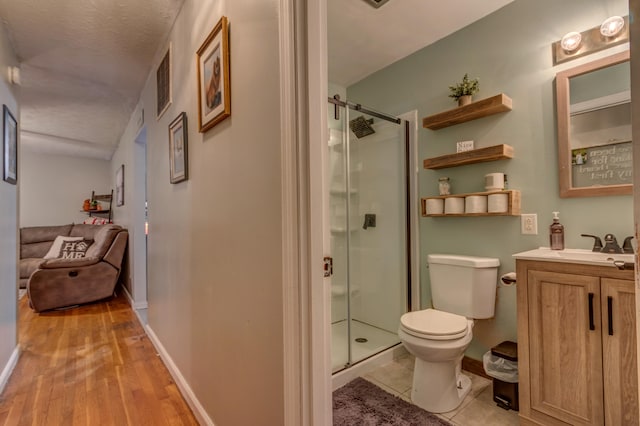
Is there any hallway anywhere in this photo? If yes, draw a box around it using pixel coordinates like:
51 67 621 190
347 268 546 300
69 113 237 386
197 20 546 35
0 291 198 425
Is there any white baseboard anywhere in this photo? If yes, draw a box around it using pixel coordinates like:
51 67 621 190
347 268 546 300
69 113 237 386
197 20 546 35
145 325 214 426
120 284 148 310
0 346 20 394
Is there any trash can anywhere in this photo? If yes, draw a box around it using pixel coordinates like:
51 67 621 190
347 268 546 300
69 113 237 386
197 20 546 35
483 341 519 411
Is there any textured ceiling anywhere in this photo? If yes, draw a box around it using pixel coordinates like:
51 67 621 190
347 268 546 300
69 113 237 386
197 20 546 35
328 0 514 86
0 0 183 159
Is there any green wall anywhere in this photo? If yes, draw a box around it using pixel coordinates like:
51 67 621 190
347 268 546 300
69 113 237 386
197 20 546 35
347 0 631 359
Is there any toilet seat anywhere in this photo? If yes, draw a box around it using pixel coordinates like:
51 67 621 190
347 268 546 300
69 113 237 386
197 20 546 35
400 309 469 340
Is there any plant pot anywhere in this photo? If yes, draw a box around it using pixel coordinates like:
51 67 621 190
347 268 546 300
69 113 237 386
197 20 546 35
458 95 472 107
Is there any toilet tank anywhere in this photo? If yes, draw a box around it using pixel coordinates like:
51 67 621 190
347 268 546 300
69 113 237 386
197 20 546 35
428 254 500 319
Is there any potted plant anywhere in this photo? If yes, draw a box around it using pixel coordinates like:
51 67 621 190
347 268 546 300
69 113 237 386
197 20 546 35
449 73 479 106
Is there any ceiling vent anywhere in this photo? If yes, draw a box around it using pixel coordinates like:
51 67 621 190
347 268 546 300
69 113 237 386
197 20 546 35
362 0 391 8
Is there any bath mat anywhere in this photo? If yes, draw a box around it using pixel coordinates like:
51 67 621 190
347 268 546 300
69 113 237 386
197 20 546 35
333 377 452 426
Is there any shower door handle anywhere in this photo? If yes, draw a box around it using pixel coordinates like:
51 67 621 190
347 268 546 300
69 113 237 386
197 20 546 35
323 257 333 277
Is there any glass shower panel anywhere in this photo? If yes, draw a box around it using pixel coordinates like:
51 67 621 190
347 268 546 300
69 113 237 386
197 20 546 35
346 109 407 366
328 97 408 374
328 103 350 372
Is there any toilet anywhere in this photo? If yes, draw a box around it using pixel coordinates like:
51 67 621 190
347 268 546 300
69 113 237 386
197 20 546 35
398 254 499 413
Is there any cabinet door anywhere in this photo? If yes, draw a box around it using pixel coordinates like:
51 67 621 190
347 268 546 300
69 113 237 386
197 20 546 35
601 278 638 426
528 270 604 425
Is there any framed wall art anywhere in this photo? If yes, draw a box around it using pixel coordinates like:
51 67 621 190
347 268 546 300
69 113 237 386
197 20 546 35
156 45 172 119
116 164 125 206
196 16 230 132
168 112 188 184
3 105 17 185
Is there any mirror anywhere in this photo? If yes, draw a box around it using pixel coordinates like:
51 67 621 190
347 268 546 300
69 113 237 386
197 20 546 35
556 50 632 197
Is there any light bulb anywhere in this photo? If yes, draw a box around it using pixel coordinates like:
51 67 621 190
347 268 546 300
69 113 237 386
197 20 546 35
561 32 582 52
600 16 625 37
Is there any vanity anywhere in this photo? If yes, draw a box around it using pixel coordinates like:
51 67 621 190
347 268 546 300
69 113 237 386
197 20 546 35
514 248 638 425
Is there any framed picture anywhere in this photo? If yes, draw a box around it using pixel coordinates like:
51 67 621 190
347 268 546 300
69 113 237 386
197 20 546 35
3 105 17 185
169 112 188 184
196 16 230 132
156 45 172 119
116 164 124 206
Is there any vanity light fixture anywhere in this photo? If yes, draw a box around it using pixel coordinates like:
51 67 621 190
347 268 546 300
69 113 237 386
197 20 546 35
600 15 625 38
552 15 629 65
560 32 582 52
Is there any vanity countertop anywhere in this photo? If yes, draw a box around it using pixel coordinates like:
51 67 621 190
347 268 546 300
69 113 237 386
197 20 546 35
513 247 634 268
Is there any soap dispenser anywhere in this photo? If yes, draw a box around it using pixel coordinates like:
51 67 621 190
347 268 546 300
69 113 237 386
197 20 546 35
550 211 564 250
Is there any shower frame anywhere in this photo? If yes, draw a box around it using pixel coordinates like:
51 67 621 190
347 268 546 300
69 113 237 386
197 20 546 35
328 95 402 125
328 95 413 373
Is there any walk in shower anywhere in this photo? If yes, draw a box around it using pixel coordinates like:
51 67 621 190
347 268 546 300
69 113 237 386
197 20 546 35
327 95 411 373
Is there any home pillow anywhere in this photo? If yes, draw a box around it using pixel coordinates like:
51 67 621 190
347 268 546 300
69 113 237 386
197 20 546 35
43 236 91 260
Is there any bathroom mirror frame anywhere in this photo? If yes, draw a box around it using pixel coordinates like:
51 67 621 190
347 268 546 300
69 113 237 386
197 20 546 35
556 50 631 198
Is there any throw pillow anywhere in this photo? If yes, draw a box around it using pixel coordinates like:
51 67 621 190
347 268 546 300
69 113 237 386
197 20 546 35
43 236 91 260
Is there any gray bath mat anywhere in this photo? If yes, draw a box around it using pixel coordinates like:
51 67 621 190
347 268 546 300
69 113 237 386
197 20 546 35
333 377 453 426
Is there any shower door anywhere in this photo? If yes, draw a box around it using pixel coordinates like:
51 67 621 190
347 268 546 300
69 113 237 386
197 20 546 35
327 96 409 373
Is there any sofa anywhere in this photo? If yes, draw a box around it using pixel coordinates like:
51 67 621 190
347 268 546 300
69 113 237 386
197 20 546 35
20 224 128 312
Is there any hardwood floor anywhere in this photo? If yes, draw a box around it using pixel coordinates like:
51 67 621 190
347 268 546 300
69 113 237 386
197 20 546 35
0 290 198 425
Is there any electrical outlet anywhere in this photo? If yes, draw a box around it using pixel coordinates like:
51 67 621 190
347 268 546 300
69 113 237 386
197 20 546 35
521 214 538 235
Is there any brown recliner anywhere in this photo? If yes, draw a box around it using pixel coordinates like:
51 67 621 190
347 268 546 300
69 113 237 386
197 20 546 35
27 225 128 312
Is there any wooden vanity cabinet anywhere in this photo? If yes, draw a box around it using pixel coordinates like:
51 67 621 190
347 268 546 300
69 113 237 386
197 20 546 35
516 260 638 426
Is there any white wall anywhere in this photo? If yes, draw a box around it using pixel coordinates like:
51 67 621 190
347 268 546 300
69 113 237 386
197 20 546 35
19 150 111 227
109 102 142 306
113 0 285 423
0 21 19 391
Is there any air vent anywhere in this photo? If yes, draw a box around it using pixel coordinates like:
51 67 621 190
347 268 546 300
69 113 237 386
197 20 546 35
362 0 391 8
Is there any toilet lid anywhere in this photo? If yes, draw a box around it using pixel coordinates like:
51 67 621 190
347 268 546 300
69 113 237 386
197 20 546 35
400 309 469 340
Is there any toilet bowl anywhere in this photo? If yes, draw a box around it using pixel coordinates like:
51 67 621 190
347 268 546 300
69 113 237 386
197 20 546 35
398 309 474 413
398 254 499 414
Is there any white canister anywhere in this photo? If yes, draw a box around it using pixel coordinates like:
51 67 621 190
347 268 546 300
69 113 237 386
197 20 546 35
487 193 509 213
485 173 506 192
465 195 488 213
444 197 465 214
425 198 444 215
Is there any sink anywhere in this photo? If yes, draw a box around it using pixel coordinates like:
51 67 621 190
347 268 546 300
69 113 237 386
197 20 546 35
513 247 635 267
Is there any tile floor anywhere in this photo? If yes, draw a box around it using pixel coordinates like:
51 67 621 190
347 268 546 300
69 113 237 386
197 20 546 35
362 352 519 425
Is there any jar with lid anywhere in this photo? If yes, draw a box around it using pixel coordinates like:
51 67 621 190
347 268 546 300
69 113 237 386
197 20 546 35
438 177 451 195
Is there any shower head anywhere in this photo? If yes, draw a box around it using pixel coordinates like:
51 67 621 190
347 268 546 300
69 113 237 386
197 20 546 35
349 116 375 139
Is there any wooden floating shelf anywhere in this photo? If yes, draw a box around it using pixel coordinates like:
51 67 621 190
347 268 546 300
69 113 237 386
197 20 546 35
422 93 512 130
421 190 521 217
424 144 514 170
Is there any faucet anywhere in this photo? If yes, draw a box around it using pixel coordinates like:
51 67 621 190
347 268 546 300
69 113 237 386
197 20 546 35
602 234 623 254
582 234 632 254
581 234 603 252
